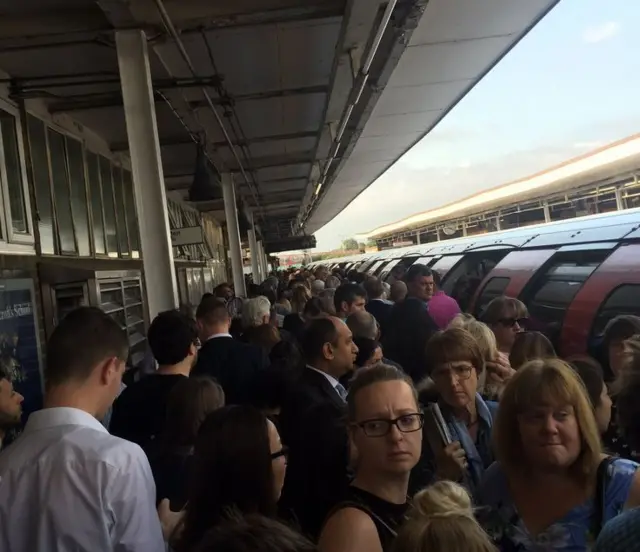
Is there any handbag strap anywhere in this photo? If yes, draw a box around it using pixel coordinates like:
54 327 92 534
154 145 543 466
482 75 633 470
592 456 615 538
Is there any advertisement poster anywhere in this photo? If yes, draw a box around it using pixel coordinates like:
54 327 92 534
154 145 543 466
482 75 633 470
0 279 43 432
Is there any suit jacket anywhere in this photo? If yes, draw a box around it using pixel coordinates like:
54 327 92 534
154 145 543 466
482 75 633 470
382 297 439 383
192 336 267 405
278 367 350 538
366 299 393 338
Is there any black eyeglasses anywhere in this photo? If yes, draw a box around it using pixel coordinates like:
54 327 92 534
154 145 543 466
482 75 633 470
498 317 528 328
356 413 424 437
271 446 289 460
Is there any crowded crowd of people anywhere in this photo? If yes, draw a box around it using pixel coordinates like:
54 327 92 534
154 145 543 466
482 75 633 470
0 262 639 551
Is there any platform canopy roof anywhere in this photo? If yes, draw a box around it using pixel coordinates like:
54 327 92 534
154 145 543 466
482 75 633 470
0 0 559 245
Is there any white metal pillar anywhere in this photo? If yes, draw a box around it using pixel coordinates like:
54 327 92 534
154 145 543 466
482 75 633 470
221 173 246 297
247 211 261 283
257 240 267 278
543 201 551 223
116 30 178 319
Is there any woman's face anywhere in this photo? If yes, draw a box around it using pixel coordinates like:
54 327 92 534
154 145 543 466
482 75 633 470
350 380 422 476
491 310 525 353
608 338 628 377
518 402 582 471
267 420 287 500
594 383 613 434
431 360 478 410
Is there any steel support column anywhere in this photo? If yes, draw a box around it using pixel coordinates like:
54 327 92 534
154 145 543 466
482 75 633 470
116 29 178 319
257 241 267 279
247 211 261 283
221 173 246 297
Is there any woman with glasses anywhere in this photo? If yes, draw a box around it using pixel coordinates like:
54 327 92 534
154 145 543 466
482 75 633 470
481 296 528 355
173 405 289 551
412 328 498 495
318 364 423 552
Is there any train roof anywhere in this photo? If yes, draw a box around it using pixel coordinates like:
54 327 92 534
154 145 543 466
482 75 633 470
309 207 640 268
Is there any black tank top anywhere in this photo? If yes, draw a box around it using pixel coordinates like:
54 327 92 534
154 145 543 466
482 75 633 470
330 486 409 551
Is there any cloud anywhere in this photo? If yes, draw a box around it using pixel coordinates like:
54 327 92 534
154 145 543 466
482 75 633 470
573 141 604 150
314 145 579 251
582 22 620 44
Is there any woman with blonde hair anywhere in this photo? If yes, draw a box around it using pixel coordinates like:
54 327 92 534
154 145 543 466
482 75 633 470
478 358 640 550
393 481 496 552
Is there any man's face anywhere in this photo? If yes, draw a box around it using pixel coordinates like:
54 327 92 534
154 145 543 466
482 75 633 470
327 321 359 376
344 295 366 316
408 275 434 301
0 378 24 430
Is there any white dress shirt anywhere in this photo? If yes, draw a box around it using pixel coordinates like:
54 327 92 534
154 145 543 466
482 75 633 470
0 407 165 552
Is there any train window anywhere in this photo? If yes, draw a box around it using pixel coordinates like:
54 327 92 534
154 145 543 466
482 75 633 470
522 254 607 347
367 260 384 275
413 256 434 266
474 277 511 317
591 285 640 337
437 251 508 313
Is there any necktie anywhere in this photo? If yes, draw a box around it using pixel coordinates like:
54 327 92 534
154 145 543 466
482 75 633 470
335 383 348 401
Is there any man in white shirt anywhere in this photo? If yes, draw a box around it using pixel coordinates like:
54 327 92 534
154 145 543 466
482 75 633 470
0 306 165 552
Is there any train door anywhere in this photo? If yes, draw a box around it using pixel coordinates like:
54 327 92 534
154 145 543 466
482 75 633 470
436 250 511 312
470 249 557 316
516 245 615 352
562 242 640 357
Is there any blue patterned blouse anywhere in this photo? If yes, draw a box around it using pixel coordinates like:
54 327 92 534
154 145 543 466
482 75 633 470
477 458 639 551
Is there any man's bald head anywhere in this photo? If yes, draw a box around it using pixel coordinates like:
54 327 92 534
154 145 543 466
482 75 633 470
390 280 407 303
346 310 378 341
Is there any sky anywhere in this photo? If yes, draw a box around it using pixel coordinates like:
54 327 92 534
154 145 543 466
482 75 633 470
312 0 640 251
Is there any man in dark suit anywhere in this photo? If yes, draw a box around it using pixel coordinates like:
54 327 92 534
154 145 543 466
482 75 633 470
279 316 358 539
192 297 267 405
383 265 439 383
363 276 393 338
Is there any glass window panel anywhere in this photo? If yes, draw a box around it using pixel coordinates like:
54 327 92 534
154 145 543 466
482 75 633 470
98 156 118 256
122 171 140 257
111 166 129 257
65 137 91 257
47 129 76 254
0 111 28 234
26 116 55 254
86 152 105 255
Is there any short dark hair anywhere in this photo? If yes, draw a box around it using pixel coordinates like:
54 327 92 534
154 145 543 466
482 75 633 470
353 337 381 367
333 283 366 313
347 363 416 421
300 317 338 362
603 315 640 345
45 307 129 387
193 514 318 552
196 297 231 325
148 310 198 365
404 264 433 284
363 277 384 300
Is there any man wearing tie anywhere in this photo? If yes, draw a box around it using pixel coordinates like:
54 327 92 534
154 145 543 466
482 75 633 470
279 317 358 538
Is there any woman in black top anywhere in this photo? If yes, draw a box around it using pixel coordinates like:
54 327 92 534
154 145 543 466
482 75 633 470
146 376 225 509
174 405 289 552
318 365 422 552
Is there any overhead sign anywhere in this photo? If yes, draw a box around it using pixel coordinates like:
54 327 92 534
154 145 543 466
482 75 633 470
171 226 204 246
